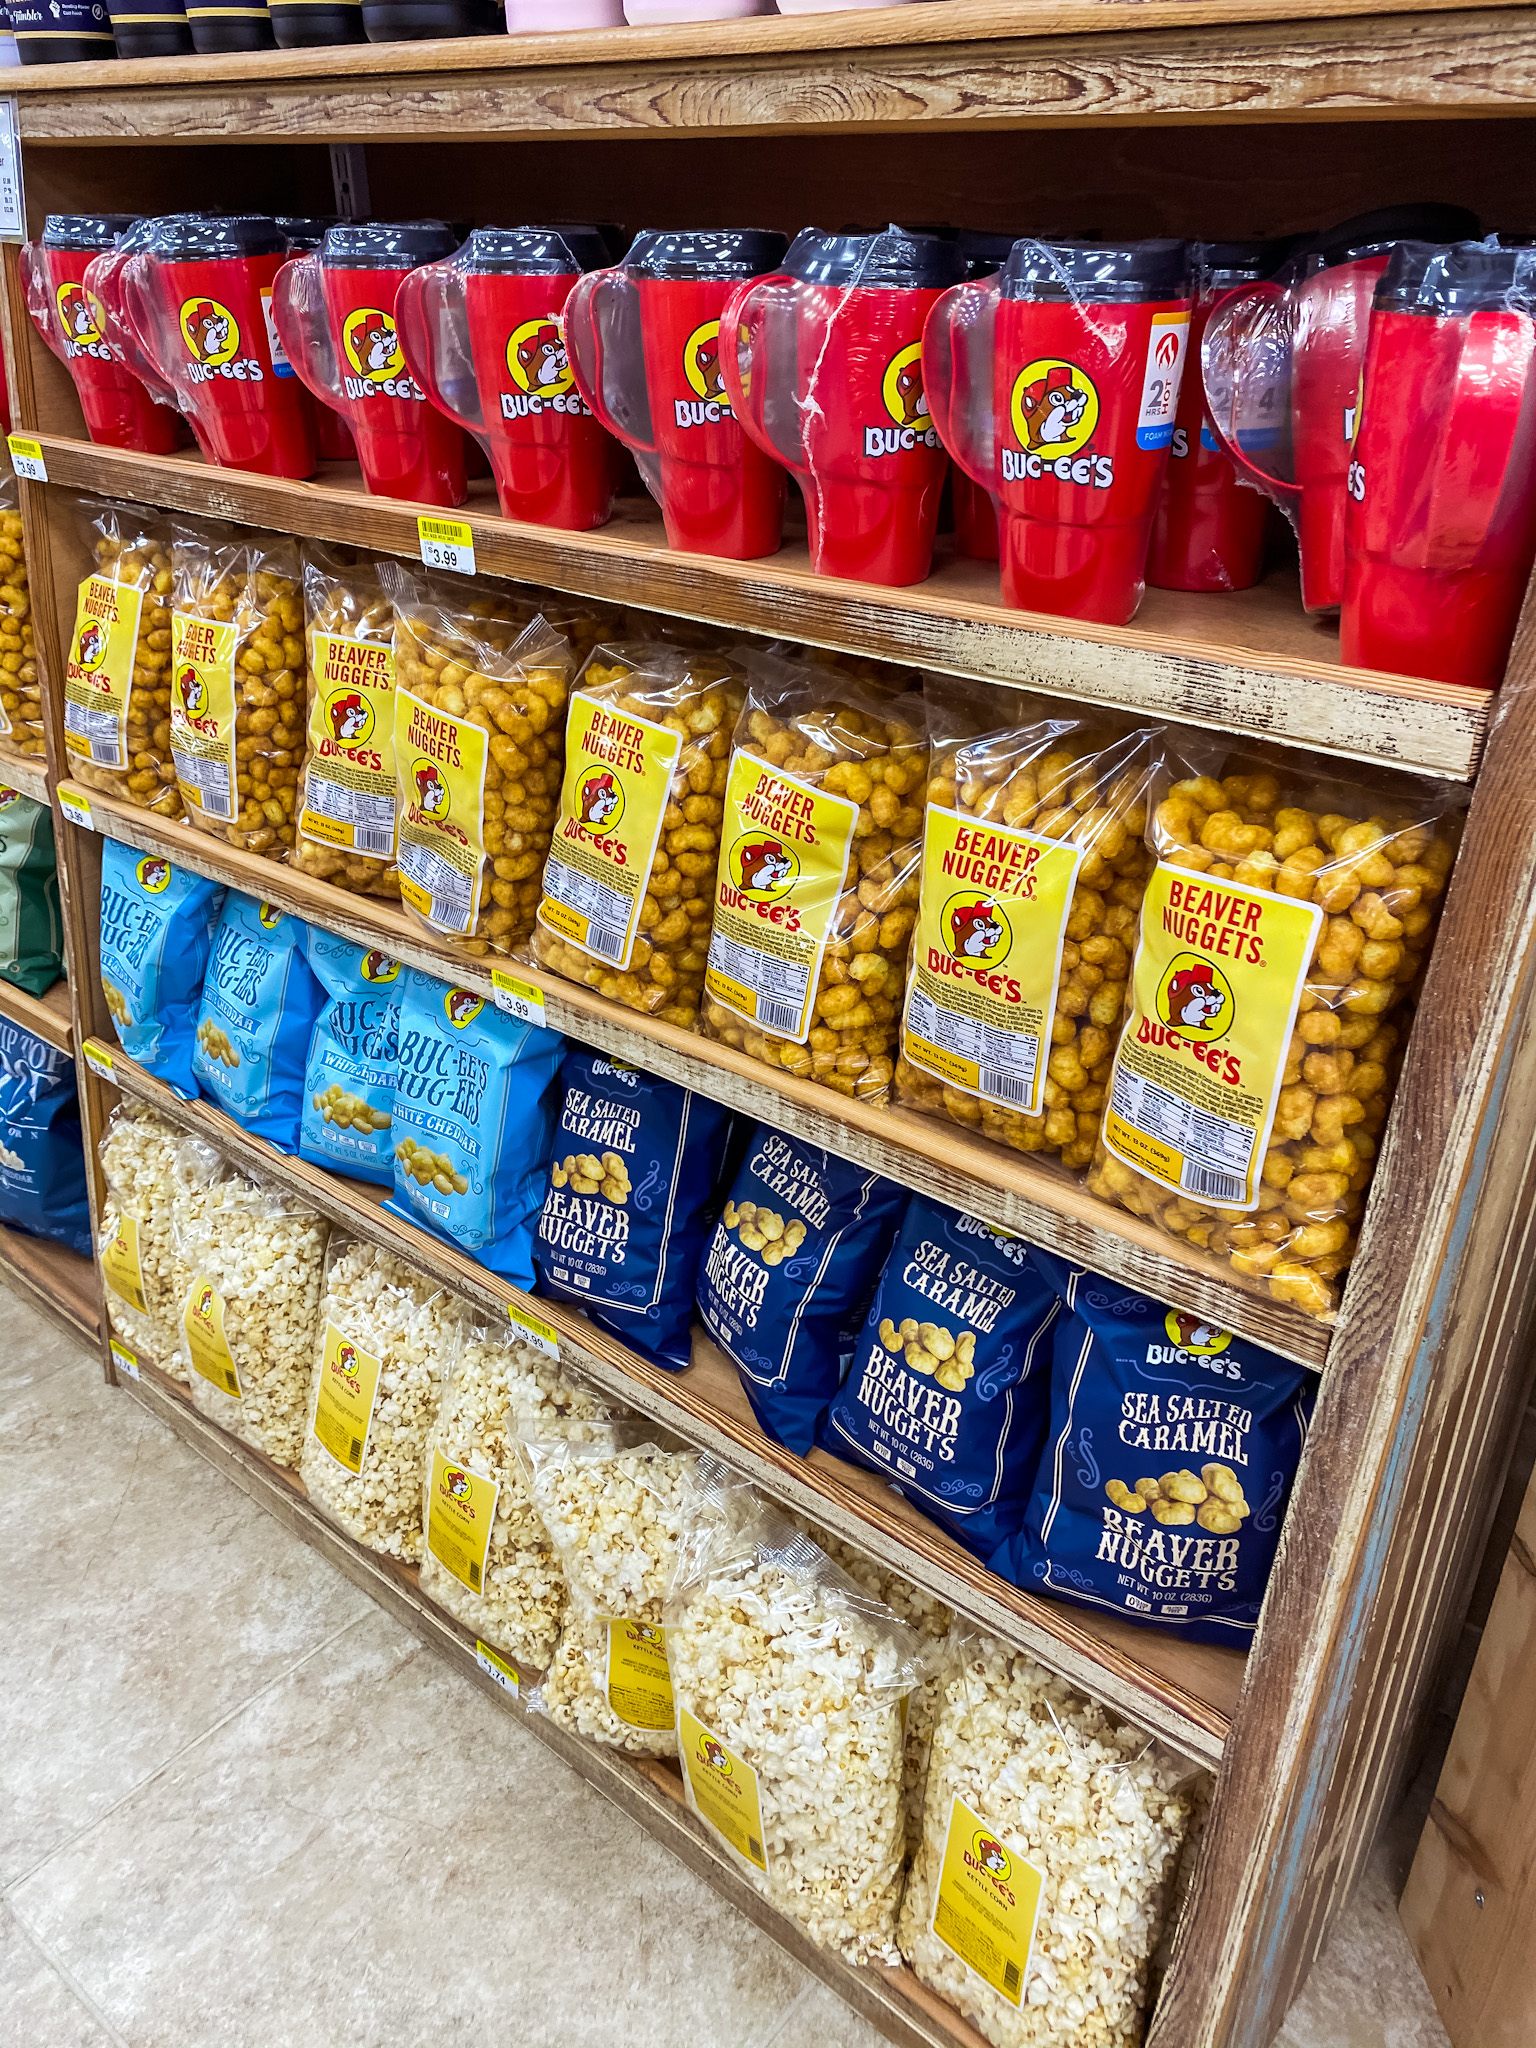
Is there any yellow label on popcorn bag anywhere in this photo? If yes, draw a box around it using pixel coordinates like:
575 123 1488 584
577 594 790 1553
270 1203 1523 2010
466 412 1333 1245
169 613 240 824
425 1448 499 1595
539 691 680 970
1103 862 1323 1210
101 1211 148 1315
604 1618 674 1732
932 1794 1044 2008
705 750 857 1044
680 1710 768 1873
310 1320 382 1475
903 805 1084 1116
299 631 398 859
64 574 144 771
395 688 489 937
182 1276 240 1398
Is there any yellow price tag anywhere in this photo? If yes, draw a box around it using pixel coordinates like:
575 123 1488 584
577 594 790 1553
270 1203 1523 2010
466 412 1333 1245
506 1298 559 1360
6 434 45 482
475 1641 519 1696
109 1338 142 1381
490 968 547 1028
417 515 475 575
82 1038 115 1082
56 785 93 831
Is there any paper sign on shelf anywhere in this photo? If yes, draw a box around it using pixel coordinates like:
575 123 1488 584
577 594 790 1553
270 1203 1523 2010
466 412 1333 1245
6 435 46 483
0 101 24 242
490 968 546 1028
475 1641 519 1696
82 1038 115 1082
417 515 475 576
56 786 94 831
505 1298 559 1360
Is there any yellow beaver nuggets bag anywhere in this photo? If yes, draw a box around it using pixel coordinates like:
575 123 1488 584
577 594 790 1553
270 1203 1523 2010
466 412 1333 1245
1089 748 1460 1321
895 696 1158 1168
292 547 399 899
699 672 927 1106
381 562 572 959
63 498 179 816
531 643 746 1027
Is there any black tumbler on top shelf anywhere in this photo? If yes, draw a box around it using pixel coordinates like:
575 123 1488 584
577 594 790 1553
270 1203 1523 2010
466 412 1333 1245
11 0 115 60
361 0 498 40
186 0 272 49
269 0 363 44
106 0 192 55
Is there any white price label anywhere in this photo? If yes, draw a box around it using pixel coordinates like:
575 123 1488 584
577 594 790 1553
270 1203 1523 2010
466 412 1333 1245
417 515 476 576
109 1339 141 1381
82 1038 115 1082
56 786 93 831
490 968 546 1028
6 435 45 483
475 1641 519 1696
0 100 23 243
506 1298 559 1360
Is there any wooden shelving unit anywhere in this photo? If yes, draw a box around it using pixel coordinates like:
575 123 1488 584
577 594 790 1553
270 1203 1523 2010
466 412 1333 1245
0 1218 99 1345
0 972 72 1053
9 17 1536 2046
0 748 50 806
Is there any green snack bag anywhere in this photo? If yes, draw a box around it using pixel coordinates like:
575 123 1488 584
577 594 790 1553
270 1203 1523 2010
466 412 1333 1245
0 785 63 996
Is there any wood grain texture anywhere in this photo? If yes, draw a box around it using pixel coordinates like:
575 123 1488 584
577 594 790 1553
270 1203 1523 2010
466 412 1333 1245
0 1221 100 1344
26 439 1488 781
63 779 1329 1371
10 6 1536 140
99 1046 1238 1763
0 750 49 804
0 976 73 1053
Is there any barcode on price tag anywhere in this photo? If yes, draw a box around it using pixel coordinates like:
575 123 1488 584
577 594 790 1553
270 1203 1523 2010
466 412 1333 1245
475 1641 519 1696
490 968 547 1028
109 1339 141 1381
82 1038 115 1082
57 786 93 831
417 515 475 576
6 435 45 482
506 1299 559 1360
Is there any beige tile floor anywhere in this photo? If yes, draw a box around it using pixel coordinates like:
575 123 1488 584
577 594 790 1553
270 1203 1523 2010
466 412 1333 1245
0 1281 1454 2048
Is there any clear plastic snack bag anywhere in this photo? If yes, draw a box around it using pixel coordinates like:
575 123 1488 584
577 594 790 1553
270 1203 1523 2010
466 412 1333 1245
293 546 400 898
96 1102 189 1374
63 497 180 814
0 468 40 763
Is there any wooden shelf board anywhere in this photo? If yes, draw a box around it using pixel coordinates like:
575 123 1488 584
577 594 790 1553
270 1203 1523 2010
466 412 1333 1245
0 1220 100 1346
9 2 1536 140
0 974 73 1054
65 780 1329 1374
35 438 1485 781
0 749 50 808
99 1045 1241 1765
111 1356 992 2048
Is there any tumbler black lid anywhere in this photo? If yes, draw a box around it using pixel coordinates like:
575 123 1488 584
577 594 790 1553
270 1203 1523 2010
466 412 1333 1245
277 216 341 251
1312 204 1482 270
1188 239 1280 286
320 220 460 271
1001 238 1188 303
1375 239 1536 315
623 228 788 281
783 224 963 290
149 215 289 260
460 225 611 276
42 214 138 253
957 228 1020 280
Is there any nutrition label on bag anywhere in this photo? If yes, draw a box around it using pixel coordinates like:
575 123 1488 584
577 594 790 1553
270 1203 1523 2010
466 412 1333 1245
539 692 680 970
63 576 144 771
169 613 240 823
395 688 489 936
705 751 856 1044
182 1277 241 1399
425 1449 499 1595
101 1211 148 1315
931 1795 1044 2008
1103 862 1322 1209
902 806 1084 1116
679 1710 769 1874
603 1618 674 1732
310 1321 382 1475
298 631 398 859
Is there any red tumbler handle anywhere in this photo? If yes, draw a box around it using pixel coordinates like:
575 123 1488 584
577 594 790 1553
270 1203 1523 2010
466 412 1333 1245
394 262 484 440
563 267 660 460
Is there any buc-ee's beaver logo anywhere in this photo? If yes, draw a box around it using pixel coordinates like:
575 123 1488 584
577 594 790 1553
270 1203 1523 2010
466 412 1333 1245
676 319 732 429
577 766 624 833
1164 1309 1231 1355
443 987 484 1028
729 834 799 900
413 760 450 820
74 618 111 690
341 309 422 403
1006 359 1113 488
359 950 399 985
178 297 262 384
972 1830 1012 1881
502 317 587 420
865 343 940 458
326 688 374 746
1156 954 1232 1041
697 1735 732 1776
56 281 109 362
177 664 209 718
136 856 171 894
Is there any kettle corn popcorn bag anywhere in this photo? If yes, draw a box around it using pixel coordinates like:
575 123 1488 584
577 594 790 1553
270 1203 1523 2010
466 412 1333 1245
301 1236 458 1563
0 785 62 996
898 1629 1206 2048
896 693 1158 1169
0 470 41 763
526 1430 698 1758
0 1020 91 1256
820 1195 1060 1563
1088 745 1460 1319
174 1163 329 1468
169 521 308 856
298 930 403 1187
994 1254 1316 1643
700 671 928 1106
667 1458 922 1964
97 1104 192 1373
696 1123 906 1455
530 641 748 1026
99 839 225 1096
532 1048 735 1369
418 1312 619 1674
387 967 565 1289
63 499 180 816
192 893 326 1150
381 561 572 958
292 547 400 899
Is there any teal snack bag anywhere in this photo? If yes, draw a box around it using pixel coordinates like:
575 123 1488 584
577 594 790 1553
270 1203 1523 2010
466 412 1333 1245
386 968 565 1288
192 893 325 1150
995 1253 1317 1645
819 1195 1060 1561
299 931 404 1186
99 837 225 1096
0 785 62 996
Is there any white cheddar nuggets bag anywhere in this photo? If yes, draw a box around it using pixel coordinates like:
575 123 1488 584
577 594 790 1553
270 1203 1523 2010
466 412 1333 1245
418 1313 617 1675
667 1459 921 1964
899 1631 1205 2048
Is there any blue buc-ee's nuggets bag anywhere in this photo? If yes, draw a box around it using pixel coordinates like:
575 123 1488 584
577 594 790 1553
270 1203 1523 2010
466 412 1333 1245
299 931 404 1187
99 839 225 1096
388 969 565 1289
820 1195 1060 1561
0 1019 91 1255
995 1255 1317 1645
696 1126 906 1454
192 893 325 1149
534 1051 734 1369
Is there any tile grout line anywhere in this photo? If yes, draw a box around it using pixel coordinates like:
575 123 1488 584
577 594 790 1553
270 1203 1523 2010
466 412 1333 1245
3 1611 372 1901
741 1979 816 2048
3 1898 133 2048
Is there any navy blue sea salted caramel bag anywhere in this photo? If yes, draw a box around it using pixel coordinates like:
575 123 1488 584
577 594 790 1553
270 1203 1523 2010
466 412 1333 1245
819 1195 1059 1560
534 1051 734 1369
995 1253 1317 1644
696 1126 906 1454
